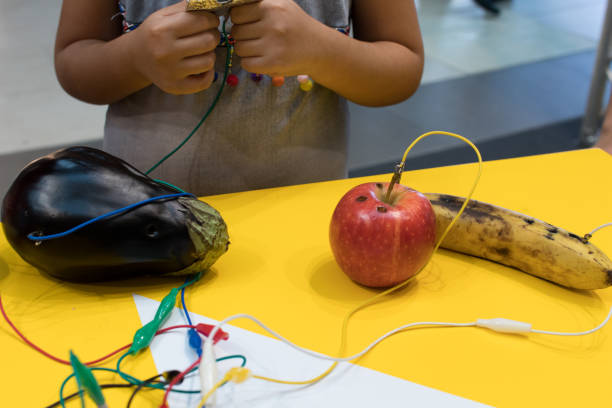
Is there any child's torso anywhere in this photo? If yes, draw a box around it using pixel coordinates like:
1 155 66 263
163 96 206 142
105 0 351 196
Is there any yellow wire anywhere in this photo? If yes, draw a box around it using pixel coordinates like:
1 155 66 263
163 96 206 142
254 131 483 386
199 367 251 407
199 379 225 407
202 131 484 397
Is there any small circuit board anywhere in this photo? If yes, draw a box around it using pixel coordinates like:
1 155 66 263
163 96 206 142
186 0 259 12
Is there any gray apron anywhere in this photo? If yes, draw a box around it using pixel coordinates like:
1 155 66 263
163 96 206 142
104 0 351 196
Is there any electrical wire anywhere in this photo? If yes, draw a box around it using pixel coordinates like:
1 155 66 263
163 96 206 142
26 193 193 241
195 132 608 402
199 367 251 408
59 367 139 408
207 314 479 364
46 374 163 408
125 372 180 408
125 382 152 408
0 293 213 367
6 17 237 406
145 17 233 176
200 130 485 394
2 290 247 403
181 285 195 326
51 384 130 408
198 296 610 402
178 271 203 293
161 357 202 407
26 8 228 344
58 347 246 406
531 307 612 336
0 293 127 366
182 279 204 357
584 222 612 242
158 354 248 407
195 305 612 407
154 178 187 193
0 297 200 368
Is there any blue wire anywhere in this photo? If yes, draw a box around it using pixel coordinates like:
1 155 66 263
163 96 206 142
182 283 203 356
27 192 194 241
177 271 203 292
111 350 248 398
181 286 194 327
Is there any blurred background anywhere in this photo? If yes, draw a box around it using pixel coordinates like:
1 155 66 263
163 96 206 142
0 0 608 197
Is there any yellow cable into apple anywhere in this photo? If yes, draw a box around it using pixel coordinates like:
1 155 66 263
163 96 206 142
253 131 483 387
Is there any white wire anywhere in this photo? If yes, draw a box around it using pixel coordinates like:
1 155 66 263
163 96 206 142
587 222 612 237
203 314 476 363
201 307 612 366
531 307 612 336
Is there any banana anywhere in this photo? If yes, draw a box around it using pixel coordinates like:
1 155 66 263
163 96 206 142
424 193 612 290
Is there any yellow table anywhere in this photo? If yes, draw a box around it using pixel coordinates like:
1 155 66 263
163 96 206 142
1 148 612 407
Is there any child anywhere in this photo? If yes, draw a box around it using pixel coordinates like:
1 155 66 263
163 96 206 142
54 0 424 196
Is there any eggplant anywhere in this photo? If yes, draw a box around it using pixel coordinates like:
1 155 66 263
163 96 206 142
1 146 229 282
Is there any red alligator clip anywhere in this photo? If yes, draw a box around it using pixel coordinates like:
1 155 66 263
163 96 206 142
195 323 229 344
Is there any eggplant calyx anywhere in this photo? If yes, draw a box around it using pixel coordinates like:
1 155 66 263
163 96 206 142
179 197 230 273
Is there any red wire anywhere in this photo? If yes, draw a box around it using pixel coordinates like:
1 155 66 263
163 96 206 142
161 355 202 407
0 293 194 366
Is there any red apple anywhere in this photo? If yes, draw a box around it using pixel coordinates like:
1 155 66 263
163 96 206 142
329 182 436 288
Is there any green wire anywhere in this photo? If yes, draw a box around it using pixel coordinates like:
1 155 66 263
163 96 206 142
145 18 233 176
217 354 247 367
60 354 247 407
70 351 106 407
178 271 203 291
60 368 139 408
57 20 237 404
115 350 247 391
153 179 187 193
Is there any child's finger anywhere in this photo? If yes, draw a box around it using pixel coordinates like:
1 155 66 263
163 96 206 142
240 55 270 75
169 10 220 38
168 70 215 95
179 52 216 77
229 1 264 25
176 29 221 58
233 38 263 58
231 20 263 42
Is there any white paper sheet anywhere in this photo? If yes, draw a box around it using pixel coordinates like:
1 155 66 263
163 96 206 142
133 294 489 408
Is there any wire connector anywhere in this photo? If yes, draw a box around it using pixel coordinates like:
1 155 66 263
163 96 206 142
200 339 219 407
476 318 532 334
384 162 404 202
225 367 252 384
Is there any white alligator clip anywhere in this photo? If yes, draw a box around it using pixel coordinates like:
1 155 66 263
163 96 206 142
200 336 219 407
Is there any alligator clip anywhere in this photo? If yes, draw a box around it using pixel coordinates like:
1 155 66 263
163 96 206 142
195 323 230 344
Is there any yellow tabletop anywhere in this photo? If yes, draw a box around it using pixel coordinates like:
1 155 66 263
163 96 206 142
1 148 612 407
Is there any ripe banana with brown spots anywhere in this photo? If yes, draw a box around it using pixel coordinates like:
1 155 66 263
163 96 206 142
424 193 612 290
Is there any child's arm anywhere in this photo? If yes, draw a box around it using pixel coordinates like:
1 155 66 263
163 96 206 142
230 0 424 107
55 0 220 105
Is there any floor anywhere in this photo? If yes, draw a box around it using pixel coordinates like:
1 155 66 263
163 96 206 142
0 0 608 195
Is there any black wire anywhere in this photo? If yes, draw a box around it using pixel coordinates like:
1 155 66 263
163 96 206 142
126 380 149 408
44 374 163 408
126 369 185 408
44 383 133 408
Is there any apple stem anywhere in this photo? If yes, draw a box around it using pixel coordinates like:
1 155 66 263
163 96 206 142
384 163 404 203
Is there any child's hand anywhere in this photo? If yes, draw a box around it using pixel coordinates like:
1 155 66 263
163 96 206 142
129 1 220 94
230 0 323 76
